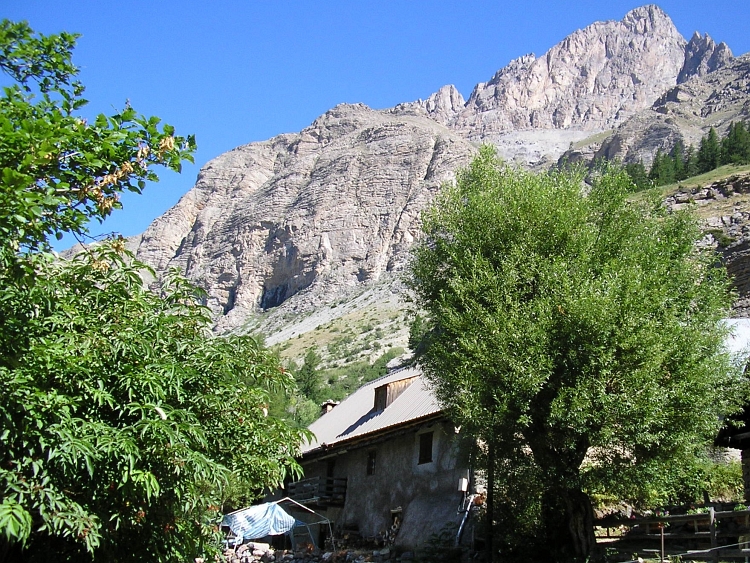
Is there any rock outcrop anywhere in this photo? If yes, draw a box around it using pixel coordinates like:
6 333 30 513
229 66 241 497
128 5 749 337
678 32 733 84
592 53 749 165
133 104 474 332
453 6 686 135
664 174 750 317
403 5 733 168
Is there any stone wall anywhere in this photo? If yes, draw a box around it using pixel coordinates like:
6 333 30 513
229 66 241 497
300 421 471 549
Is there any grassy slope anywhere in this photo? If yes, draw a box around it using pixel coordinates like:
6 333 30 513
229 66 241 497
640 164 750 198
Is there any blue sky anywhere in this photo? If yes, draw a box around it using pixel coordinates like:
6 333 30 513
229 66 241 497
5 1 750 250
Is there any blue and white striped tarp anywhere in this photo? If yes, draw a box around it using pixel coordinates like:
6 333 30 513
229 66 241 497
222 503 296 540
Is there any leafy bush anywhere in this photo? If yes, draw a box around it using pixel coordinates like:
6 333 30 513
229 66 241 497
0 21 307 561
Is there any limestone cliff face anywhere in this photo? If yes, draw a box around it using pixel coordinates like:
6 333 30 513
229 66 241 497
678 32 733 84
133 104 474 331
401 5 730 168
411 6 687 139
130 5 746 333
592 53 749 165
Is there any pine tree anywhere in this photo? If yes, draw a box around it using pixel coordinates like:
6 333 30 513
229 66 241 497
697 128 721 173
721 121 750 165
649 148 675 186
684 145 699 178
624 161 650 191
671 139 686 181
296 349 322 401
649 149 662 182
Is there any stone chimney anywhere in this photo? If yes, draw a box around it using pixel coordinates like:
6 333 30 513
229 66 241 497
320 400 339 416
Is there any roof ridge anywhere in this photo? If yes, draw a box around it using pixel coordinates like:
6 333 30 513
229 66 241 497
363 364 420 387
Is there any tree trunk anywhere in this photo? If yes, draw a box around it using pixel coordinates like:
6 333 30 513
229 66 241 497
540 485 598 562
487 441 496 563
562 487 598 560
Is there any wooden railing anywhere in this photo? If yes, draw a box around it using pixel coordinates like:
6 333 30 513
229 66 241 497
287 476 347 507
596 507 750 562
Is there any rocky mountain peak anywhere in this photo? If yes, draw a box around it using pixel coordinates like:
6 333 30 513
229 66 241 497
443 5 688 140
678 31 733 83
621 4 673 33
132 104 476 331
393 6 723 168
419 85 465 126
130 6 747 339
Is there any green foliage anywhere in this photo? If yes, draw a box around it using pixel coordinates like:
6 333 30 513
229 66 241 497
408 146 745 559
721 121 750 166
0 20 195 265
1 247 308 560
698 128 722 174
408 313 426 352
649 148 676 186
648 140 693 187
296 349 322 402
415 523 464 563
587 448 743 508
707 228 736 248
671 139 686 181
645 124 750 188
684 144 699 179
278 346 406 428
315 348 405 403
0 20 307 561
624 161 651 192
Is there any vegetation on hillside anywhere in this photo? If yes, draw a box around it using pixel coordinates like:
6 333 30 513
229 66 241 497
623 122 750 190
409 146 747 562
0 20 306 562
286 346 405 427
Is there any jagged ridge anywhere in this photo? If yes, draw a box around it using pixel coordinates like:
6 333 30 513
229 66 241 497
129 5 745 344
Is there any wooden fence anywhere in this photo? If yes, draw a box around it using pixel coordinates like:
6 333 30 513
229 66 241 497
596 507 750 562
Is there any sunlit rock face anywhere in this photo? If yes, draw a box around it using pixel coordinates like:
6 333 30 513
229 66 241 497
409 7 692 136
130 5 746 332
132 104 474 331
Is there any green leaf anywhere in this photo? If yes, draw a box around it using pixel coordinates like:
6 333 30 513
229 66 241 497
0 499 32 544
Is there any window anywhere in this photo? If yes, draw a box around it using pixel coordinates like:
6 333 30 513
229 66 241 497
418 432 433 465
367 451 376 475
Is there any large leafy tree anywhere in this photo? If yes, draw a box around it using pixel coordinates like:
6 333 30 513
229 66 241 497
408 146 745 561
0 20 306 562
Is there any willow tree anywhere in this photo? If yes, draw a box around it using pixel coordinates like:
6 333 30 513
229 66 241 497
408 146 745 561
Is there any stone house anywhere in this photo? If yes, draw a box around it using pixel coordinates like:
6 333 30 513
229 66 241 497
284 366 476 549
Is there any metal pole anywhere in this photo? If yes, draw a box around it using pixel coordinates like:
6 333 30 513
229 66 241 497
661 523 665 563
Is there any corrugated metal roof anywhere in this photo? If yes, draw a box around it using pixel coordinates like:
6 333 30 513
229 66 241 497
302 320 749 456
301 366 441 454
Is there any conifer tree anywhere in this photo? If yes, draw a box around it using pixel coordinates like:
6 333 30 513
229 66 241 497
698 128 721 173
684 144 699 178
648 148 675 186
721 122 750 165
671 139 686 181
624 161 650 191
